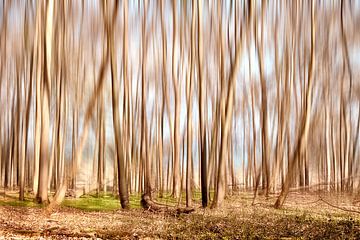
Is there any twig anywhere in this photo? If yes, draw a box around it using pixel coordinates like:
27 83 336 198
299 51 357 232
318 196 360 214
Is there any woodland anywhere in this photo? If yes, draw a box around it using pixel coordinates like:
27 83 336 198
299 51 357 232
0 0 360 239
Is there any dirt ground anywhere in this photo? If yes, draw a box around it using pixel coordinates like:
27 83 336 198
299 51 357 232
0 191 360 239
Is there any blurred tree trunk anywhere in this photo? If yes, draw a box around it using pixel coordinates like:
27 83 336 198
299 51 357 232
275 1 315 208
20 6 34 199
140 0 151 200
254 1 270 196
36 0 54 204
197 0 208 207
106 0 129 209
212 17 243 207
171 0 181 199
185 0 196 208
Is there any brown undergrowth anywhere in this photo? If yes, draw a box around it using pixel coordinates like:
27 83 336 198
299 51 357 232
0 191 359 239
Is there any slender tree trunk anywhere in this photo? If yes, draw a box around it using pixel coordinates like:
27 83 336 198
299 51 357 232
107 0 129 209
275 1 315 208
37 0 54 204
171 0 181 199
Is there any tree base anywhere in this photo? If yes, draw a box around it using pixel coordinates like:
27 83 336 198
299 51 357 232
141 194 194 215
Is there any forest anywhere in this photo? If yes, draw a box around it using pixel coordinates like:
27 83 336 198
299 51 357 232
0 0 360 239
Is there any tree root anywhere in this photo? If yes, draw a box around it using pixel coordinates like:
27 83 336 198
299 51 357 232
45 184 67 215
140 194 195 215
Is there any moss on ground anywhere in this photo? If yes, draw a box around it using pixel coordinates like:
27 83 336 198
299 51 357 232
0 198 38 207
62 193 145 211
62 195 120 211
61 191 206 211
0 192 39 207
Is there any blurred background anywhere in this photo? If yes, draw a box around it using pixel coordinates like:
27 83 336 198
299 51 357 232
0 0 359 208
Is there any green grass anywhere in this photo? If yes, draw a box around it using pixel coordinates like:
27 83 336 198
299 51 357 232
63 194 120 211
0 192 39 207
0 190 211 211
62 193 144 211
61 190 207 211
0 198 38 207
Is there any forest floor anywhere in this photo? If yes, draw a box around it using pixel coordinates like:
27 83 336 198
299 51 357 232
0 190 360 239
